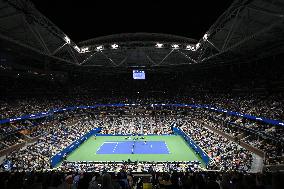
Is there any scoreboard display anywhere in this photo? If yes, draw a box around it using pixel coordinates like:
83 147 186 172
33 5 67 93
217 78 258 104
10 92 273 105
133 70 145 80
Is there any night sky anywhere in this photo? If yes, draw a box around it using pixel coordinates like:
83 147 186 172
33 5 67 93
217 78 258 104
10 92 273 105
30 0 234 43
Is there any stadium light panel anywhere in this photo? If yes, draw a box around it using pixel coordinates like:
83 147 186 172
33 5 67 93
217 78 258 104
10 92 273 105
64 36 71 44
186 44 195 51
195 43 201 50
96 45 103 51
171 44 179 49
203 33 209 41
74 45 80 52
155 43 163 48
111 44 119 49
80 47 90 53
190 43 201 51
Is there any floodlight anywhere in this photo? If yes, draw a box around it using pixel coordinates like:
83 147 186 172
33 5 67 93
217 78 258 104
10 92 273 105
189 43 201 51
74 45 80 52
96 45 103 51
186 44 195 51
203 33 209 41
195 43 201 50
171 44 179 49
111 44 118 49
64 36 71 44
80 47 90 53
155 43 163 48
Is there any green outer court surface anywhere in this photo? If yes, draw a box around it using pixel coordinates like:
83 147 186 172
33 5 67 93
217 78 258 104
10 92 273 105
66 135 205 166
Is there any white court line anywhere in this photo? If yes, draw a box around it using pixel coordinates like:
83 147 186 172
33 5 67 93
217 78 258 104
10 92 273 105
97 142 121 153
113 142 118 152
164 141 170 154
104 141 125 144
96 143 105 152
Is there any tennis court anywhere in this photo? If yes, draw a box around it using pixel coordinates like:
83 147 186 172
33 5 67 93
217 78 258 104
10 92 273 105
66 135 204 166
96 141 169 154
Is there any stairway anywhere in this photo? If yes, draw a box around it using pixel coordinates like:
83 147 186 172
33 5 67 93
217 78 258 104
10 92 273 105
250 153 264 173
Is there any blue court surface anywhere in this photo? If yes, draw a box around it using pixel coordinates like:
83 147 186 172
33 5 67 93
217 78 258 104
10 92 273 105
96 141 170 154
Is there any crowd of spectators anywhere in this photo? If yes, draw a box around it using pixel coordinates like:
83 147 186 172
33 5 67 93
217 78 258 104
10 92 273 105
178 118 253 172
0 133 25 149
0 170 283 189
194 93 284 121
60 161 201 173
0 93 283 173
1 111 258 173
242 135 284 165
0 124 16 136
99 116 173 135
188 109 284 165
1 112 193 172
1 134 25 147
0 93 283 120
0 142 8 151
3 116 98 171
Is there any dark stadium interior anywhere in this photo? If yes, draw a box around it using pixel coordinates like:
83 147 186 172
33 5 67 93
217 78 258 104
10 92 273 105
29 0 235 42
0 0 284 189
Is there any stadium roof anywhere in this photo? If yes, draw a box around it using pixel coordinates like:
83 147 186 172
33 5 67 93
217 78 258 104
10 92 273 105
79 33 197 45
0 0 283 72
